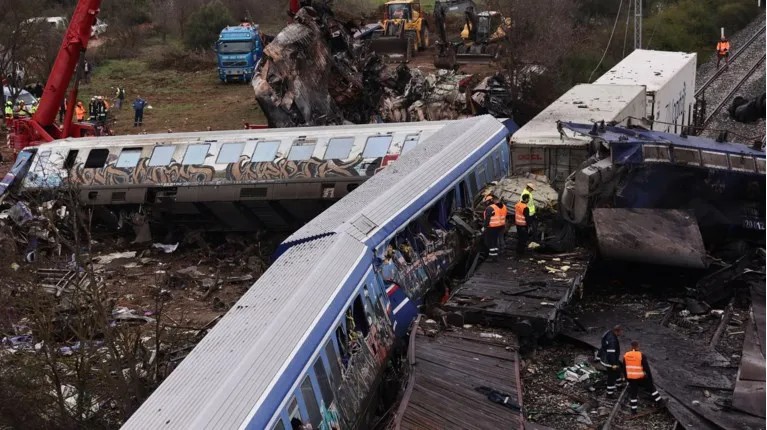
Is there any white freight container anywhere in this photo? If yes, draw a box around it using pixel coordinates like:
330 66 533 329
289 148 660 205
594 49 697 133
511 84 646 189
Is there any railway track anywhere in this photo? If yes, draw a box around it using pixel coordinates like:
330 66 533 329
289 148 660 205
701 53 766 130
696 25 766 98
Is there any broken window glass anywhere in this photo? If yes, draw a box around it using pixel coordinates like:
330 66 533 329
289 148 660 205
324 340 342 387
363 136 393 158
251 141 280 162
335 326 349 368
352 295 370 337
402 134 419 154
288 144 316 161
287 396 302 422
84 149 109 168
216 143 244 164
116 148 142 168
323 137 354 160
182 144 210 165
300 376 322 427
313 358 334 405
148 146 175 166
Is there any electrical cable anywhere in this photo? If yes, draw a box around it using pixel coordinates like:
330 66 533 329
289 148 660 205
622 0 632 57
588 0 625 82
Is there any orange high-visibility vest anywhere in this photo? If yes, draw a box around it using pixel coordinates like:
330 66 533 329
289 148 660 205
485 204 507 228
717 40 730 54
514 202 527 226
624 350 646 380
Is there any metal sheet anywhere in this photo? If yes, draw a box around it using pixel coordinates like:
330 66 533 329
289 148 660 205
732 281 766 417
593 208 707 268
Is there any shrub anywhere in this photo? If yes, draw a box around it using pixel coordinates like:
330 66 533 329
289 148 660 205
184 1 233 51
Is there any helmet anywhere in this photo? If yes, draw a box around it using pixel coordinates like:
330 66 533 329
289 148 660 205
483 194 494 203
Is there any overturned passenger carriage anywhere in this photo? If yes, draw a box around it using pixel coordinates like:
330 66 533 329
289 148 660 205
8 122 452 230
121 115 516 430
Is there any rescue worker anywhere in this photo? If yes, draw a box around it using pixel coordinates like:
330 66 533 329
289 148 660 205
14 100 30 117
514 194 531 255
716 36 731 68
29 99 38 115
88 96 97 120
597 324 624 396
115 86 125 110
624 340 664 414
4 100 13 119
132 95 147 127
59 98 67 123
521 183 537 236
95 96 108 124
482 194 507 261
75 100 86 121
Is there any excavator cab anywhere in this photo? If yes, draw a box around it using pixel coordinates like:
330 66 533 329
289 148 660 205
370 0 430 62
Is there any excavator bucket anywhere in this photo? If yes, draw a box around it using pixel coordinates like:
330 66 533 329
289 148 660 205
369 36 412 63
455 44 500 65
434 43 457 69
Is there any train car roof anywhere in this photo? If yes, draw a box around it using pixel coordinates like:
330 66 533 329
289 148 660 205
122 233 368 430
31 121 454 151
281 115 510 248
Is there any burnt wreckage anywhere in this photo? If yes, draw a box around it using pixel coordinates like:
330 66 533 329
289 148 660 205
251 4 514 128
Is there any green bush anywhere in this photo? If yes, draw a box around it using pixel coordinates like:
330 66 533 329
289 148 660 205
184 1 232 51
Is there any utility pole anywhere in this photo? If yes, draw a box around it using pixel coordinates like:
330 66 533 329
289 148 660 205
634 0 642 49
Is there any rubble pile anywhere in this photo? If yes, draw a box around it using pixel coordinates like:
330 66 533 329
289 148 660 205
0 196 278 427
253 5 514 128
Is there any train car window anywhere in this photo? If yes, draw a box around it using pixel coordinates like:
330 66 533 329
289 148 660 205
468 172 478 196
477 167 487 186
252 141 280 162
216 143 244 164
288 144 316 161
459 181 469 207
324 340 342 387
300 376 322 427
334 326 349 367
323 137 354 160
401 134 420 154
84 149 109 168
362 136 393 158
313 358 334 404
486 158 495 181
287 396 302 427
148 146 175 166
352 295 370 336
115 148 143 168
63 150 79 169
182 144 210 165
363 286 379 325
271 419 286 430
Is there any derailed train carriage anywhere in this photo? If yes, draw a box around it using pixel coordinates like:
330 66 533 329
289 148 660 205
6 122 452 231
122 115 516 430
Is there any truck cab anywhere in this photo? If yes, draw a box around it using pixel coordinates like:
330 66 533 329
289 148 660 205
215 23 263 83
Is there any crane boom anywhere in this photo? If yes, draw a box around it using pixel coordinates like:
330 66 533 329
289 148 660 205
10 0 102 151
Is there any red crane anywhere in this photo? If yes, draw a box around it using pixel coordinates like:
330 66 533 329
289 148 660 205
8 0 103 153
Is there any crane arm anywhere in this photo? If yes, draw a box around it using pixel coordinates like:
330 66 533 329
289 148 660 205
31 0 101 131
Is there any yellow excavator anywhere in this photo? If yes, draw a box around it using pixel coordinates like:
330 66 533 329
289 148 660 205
369 0 431 62
434 5 510 69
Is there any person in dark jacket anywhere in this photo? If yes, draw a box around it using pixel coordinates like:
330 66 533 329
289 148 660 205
132 96 147 127
598 324 624 396
623 340 664 414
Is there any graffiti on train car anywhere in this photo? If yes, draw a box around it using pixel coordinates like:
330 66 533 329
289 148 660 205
64 155 381 186
72 159 217 185
227 155 379 180
319 403 341 430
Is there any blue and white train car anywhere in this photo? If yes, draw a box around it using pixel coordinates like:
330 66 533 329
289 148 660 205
122 115 516 430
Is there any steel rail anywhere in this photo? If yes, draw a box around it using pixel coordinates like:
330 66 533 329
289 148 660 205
702 53 766 129
696 25 766 98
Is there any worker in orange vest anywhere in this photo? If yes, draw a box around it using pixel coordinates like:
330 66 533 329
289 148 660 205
624 340 664 414
514 194 531 255
75 101 86 121
482 194 507 261
716 36 731 68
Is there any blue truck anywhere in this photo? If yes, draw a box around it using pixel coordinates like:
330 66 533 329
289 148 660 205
215 23 263 83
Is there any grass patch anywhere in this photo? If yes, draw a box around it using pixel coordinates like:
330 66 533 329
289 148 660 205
79 54 264 135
